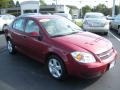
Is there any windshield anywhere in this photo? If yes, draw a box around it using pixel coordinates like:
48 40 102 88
39 18 82 37
85 14 105 19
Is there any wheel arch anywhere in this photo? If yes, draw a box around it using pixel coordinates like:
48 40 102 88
45 51 69 71
45 51 68 79
45 52 66 63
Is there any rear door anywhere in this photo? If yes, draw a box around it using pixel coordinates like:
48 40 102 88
11 18 26 50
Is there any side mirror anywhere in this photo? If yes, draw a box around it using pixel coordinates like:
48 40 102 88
29 32 43 40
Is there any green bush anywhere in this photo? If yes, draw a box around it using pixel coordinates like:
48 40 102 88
73 19 83 27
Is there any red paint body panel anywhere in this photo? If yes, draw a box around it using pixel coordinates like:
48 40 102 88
4 15 117 78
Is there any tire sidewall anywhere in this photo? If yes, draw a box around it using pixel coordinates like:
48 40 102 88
7 39 15 54
47 55 66 80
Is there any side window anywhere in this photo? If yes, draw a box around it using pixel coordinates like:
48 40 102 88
118 16 120 20
25 20 39 33
13 19 24 31
115 15 120 20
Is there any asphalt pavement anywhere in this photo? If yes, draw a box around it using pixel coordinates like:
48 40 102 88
0 32 6 49
0 30 120 90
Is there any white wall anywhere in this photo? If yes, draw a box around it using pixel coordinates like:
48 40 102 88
20 1 39 15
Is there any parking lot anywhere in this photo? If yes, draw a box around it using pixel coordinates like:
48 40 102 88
0 30 120 90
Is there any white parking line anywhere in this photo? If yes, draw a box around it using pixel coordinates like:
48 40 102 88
109 31 120 42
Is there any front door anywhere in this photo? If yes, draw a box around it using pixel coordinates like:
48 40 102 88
23 19 46 62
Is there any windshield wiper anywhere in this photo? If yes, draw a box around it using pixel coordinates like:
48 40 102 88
66 32 79 35
51 32 79 37
51 34 68 37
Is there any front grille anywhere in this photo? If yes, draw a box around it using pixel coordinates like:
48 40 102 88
97 48 113 60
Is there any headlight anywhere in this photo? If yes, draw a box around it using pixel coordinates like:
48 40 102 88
71 52 96 63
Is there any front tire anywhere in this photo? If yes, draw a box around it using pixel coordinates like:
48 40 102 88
47 55 67 80
7 39 16 54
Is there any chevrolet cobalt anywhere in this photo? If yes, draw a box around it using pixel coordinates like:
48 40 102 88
4 15 117 80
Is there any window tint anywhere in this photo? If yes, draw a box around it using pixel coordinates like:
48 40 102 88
115 15 120 20
25 20 39 33
13 19 24 31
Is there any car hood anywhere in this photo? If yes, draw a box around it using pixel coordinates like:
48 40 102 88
53 32 112 54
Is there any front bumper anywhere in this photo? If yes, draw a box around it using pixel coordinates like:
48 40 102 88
66 50 117 79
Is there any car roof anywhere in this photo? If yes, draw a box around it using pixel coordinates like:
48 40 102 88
18 13 42 17
85 12 104 15
18 14 62 19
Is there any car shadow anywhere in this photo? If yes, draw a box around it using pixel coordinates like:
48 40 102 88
1 51 101 90
0 31 4 35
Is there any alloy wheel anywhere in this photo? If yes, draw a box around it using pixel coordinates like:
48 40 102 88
7 40 13 53
48 58 63 78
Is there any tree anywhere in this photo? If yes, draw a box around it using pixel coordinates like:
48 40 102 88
8 0 15 8
16 1 20 7
40 0 46 5
95 4 106 14
0 0 9 8
82 5 92 16
94 4 112 16
0 0 15 8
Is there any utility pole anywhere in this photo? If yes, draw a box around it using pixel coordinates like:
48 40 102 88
112 0 115 18
94 0 96 12
56 0 57 6
105 0 108 7
79 1 82 18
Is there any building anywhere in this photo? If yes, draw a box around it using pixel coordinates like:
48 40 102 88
0 1 79 18
20 1 40 15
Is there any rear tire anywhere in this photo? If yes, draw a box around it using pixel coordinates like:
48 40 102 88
118 28 120 35
47 55 67 80
7 39 16 54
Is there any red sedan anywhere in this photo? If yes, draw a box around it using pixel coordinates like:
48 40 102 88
4 15 117 80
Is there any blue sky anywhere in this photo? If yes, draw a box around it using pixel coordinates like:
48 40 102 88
14 0 119 8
